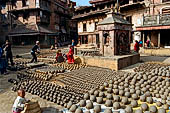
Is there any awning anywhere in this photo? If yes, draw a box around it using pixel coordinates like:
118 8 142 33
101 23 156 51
8 24 56 36
61 28 66 34
8 33 40 37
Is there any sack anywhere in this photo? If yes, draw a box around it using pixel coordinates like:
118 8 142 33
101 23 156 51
21 99 41 113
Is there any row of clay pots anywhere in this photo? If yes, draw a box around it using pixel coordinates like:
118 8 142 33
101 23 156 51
57 67 126 93
11 79 83 106
53 63 88 71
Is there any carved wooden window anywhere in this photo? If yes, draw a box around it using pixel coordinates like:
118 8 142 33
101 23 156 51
83 23 87 32
95 22 98 30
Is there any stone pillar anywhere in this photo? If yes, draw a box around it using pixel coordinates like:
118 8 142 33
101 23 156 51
99 31 104 56
158 32 160 48
143 31 145 47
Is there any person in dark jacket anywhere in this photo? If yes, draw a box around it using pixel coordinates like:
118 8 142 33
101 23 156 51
30 41 40 63
0 44 8 74
3 40 14 66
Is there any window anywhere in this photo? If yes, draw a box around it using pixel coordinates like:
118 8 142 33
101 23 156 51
126 16 132 24
95 22 98 30
120 0 129 5
103 32 109 44
162 0 170 3
83 23 86 32
22 0 26 7
100 5 105 10
22 0 28 7
107 4 111 8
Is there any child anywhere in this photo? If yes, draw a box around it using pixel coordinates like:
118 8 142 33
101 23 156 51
12 89 26 113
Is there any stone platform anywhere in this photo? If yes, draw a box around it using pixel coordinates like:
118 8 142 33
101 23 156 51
75 53 140 71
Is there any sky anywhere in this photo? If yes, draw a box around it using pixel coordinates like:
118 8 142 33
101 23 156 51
73 0 90 6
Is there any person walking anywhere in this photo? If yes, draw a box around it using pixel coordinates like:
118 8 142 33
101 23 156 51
146 39 150 48
134 40 140 53
3 40 14 66
30 41 40 63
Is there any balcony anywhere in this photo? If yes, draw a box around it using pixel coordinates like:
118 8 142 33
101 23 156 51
143 14 170 26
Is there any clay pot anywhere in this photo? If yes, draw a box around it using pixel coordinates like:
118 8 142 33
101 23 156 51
84 93 90 100
105 100 113 107
86 101 94 109
146 97 153 104
96 97 103 104
132 94 139 100
141 103 148 111
121 97 128 105
94 91 99 96
99 92 105 97
75 108 83 113
158 108 166 113
163 104 169 110
90 95 96 102
125 106 133 113
113 95 120 102
107 88 113 93
79 100 86 107
104 109 113 113
69 105 77 112
156 101 162 107
94 105 101 113
107 94 113 100
125 92 131 98
113 102 120 110
149 106 157 113
131 100 138 107
135 109 143 113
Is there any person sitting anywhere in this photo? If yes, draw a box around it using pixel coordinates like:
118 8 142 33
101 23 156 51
134 40 140 53
67 46 74 64
12 89 27 113
56 50 64 63
139 40 143 47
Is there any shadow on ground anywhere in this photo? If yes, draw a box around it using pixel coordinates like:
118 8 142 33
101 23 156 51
121 54 170 72
42 107 62 113
140 55 169 62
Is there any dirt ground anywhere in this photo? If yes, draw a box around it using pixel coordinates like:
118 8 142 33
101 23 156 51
0 46 170 113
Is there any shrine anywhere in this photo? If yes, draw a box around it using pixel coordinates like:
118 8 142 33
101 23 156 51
98 11 132 56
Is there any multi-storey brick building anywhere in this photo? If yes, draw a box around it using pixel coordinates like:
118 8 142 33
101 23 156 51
73 0 170 49
1 0 77 46
136 0 170 48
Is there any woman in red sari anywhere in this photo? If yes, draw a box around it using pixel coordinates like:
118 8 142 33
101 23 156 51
134 40 140 53
67 46 74 64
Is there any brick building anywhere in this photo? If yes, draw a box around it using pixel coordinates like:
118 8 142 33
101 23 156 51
73 0 170 49
1 0 77 46
136 0 170 48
